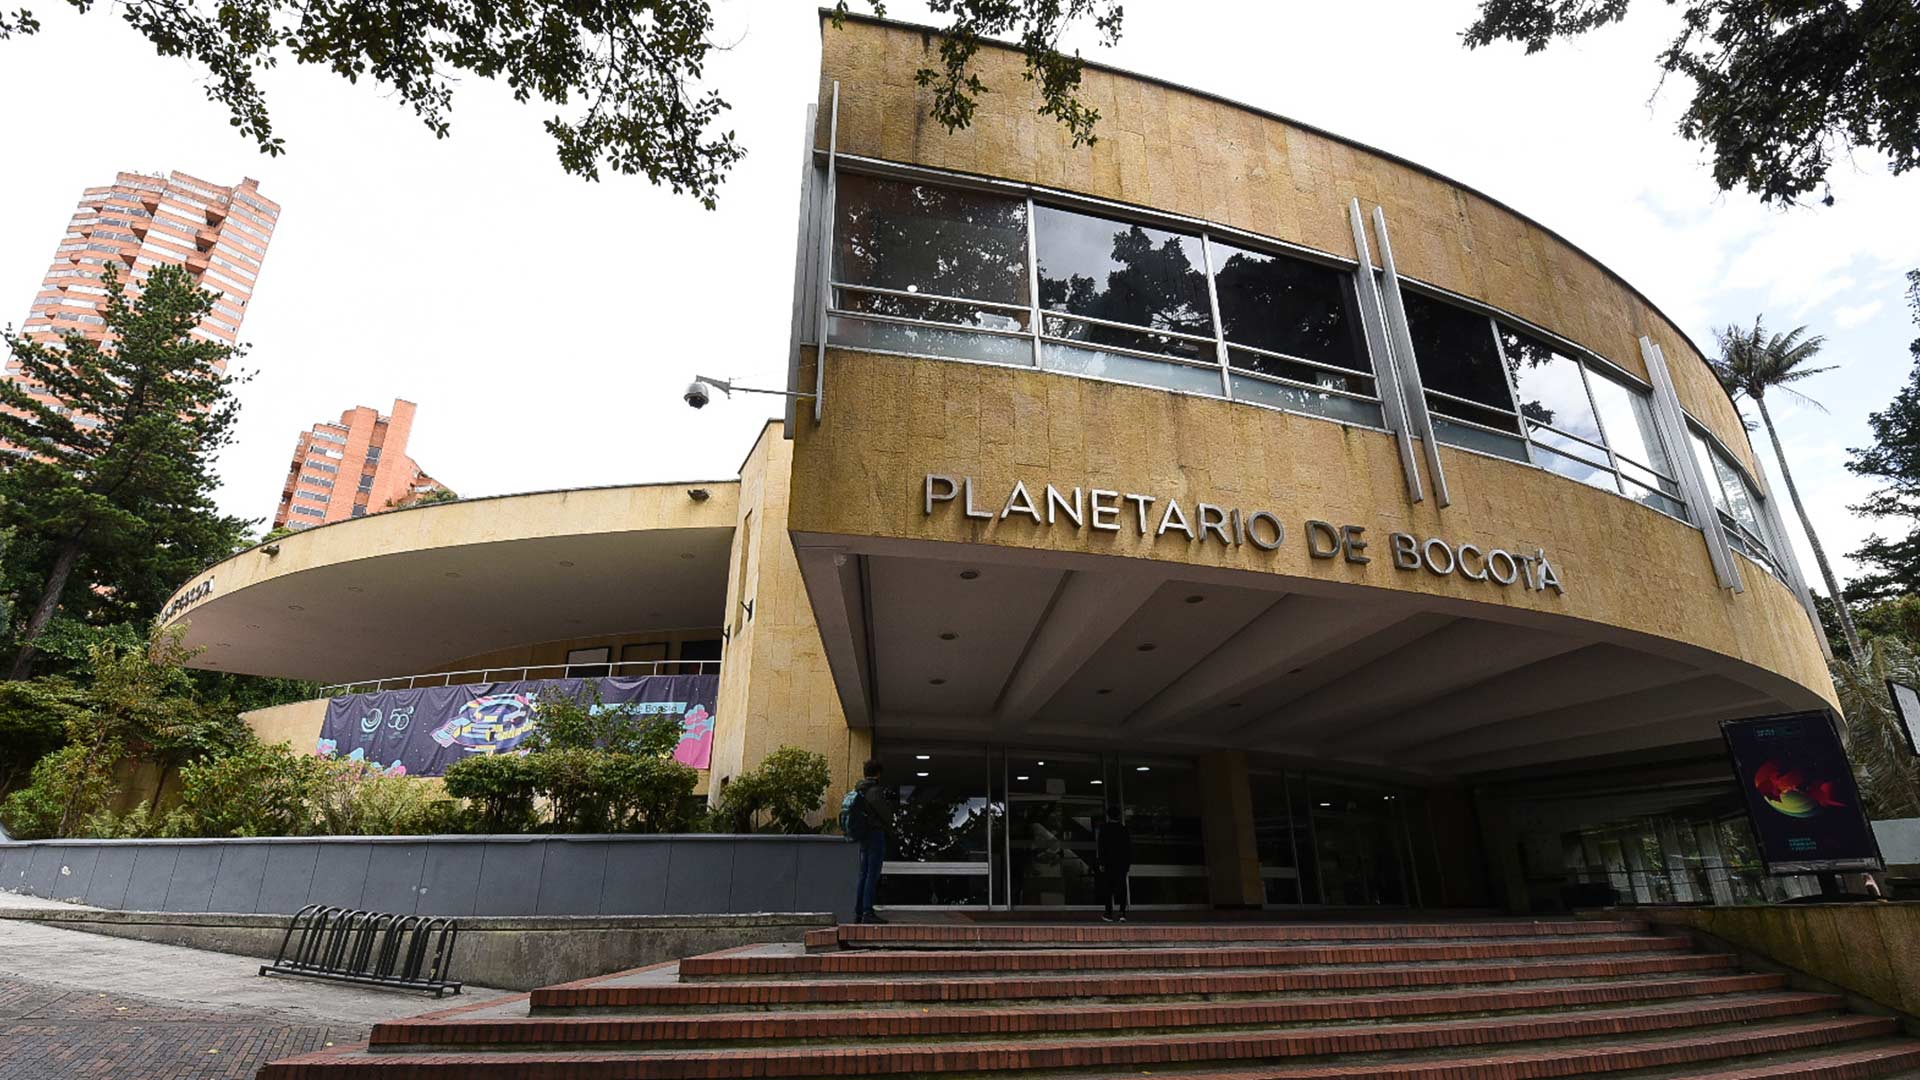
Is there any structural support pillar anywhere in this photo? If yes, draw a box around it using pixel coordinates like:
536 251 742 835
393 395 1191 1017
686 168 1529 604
1198 751 1265 908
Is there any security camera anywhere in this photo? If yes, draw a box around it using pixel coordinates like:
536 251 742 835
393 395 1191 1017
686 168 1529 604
684 380 712 409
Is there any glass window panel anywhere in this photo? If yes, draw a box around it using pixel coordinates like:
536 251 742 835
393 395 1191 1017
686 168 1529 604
1211 241 1365 372
1617 456 1681 499
1708 450 1764 534
1042 314 1214 364
1501 325 1602 443
1622 477 1690 521
1035 205 1212 338
1532 443 1618 493
1432 417 1529 461
1230 374 1384 428
1690 433 1731 513
1228 348 1373 397
1402 291 1512 411
834 173 1030 308
1044 342 1225 397
1588 371 1674 476
1427 395 1521 433
828 315 1034 367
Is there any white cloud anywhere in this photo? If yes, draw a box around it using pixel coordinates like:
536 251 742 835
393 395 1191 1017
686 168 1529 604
1835 301 1886 330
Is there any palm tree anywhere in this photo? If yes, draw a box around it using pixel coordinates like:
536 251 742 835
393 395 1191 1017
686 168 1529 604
1713 317 1863 663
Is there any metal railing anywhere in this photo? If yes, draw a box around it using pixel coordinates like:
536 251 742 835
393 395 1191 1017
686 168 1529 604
259 905 462 997
321 659 721 696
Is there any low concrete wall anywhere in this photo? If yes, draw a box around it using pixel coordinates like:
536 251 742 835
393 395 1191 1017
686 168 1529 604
0 834 857 920
1635 904 1920 1019
0 907 827 991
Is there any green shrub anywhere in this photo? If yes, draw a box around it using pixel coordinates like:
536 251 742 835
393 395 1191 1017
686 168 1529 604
521 683 682 756
76 803 160 839
708 747 831 834
314 759 459 836
163 742 325 838
600 752 698 833
442 753 540 833
0 741 122 839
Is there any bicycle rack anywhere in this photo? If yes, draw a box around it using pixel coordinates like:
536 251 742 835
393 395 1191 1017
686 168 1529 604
259 905 463 997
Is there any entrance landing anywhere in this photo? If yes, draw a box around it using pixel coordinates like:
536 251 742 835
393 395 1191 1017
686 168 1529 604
258 917 1920 1079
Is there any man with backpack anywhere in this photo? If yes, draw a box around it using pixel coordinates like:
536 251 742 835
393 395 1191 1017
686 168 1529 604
840 759 896 924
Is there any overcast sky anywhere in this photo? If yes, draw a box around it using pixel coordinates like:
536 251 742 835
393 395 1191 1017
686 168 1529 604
1 1 1914 586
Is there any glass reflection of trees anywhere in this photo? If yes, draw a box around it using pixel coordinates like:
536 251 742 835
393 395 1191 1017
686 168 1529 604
1213 241 1368 390
1035 206 1214 363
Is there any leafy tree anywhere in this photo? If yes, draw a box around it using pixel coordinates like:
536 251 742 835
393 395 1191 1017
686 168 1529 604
1710 317 1861 661
1847 271 1920 601
1462 0 1920 205
1832 638 1920 820
521 683 685 757
0 1 1120 203
0 264 251 679
0 677 84 795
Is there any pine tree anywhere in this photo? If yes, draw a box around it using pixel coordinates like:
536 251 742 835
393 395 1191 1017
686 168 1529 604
1846 271 1920 602
0 264 251 679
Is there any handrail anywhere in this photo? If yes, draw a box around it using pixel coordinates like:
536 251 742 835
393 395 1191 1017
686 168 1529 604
321 659 720 697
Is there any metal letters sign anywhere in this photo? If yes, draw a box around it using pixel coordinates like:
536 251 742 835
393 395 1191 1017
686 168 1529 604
1721 711 1884 875
163 577 216 620
1890 679 1920 757
923 473 1566 595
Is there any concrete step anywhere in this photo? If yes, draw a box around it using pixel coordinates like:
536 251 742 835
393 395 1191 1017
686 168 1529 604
258 1013 1897 1078
531 950 1744 1011
804 917 1650 952
678 933 1689 979
370 977 1793 1049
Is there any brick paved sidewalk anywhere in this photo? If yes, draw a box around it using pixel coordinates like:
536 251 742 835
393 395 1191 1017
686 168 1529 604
0 974 361 1080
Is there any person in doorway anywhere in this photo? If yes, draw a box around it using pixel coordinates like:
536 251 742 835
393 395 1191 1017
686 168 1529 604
844 759 896 925
1096 805 1133 922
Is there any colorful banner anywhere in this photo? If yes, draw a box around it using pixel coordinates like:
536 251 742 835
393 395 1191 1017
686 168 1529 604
1721 710 1883 874
318 675 718 776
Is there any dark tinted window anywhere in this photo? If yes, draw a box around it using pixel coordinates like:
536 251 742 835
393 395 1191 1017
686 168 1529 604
1402 291 1517 428
1035 205 1212 337
835 174 1029 308
1212 242 1364 372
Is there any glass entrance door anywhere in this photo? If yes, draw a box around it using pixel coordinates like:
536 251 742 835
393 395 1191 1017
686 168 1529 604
1001 752 1107 907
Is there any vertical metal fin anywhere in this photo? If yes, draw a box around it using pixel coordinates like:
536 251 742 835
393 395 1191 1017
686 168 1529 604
813 81 841 425
784 102 822 437
1640 336 1743 593
1348 199 1424 503
1372 206 1450 507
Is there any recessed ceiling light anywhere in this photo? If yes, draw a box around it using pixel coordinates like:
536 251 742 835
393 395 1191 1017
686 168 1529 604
217 642 232 648
958 569 980 580
1137 643 1156 652
679 552 695 560
1184 594 1204 604
1037 760 1046 766
938 632 958 641
916 771 930 777
1135 766 1150 772
1288 667 1304 675
928 677 946 686
247 624 261 630
915 754 931 761
1096 688 1112 695
1091 780 1104 786
558 560 576 567
444 571 461 579
346 586 364 593
286 604 304 611
1016 775 1030 781
1319 802 1332 808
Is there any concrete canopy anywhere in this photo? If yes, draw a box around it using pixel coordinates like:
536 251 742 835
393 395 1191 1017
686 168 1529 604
793 533 1830 782
159 482 738 683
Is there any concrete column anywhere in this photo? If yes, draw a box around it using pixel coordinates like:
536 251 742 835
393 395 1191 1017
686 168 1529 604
1198 751 1265 908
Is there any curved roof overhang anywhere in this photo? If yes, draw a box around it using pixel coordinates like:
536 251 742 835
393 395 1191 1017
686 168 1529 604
160 482 739 682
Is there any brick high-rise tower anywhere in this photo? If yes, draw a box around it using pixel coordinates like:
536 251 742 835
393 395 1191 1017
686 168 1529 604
274 399 447 530
6 171 277 411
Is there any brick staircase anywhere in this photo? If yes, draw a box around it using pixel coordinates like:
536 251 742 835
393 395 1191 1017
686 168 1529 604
257 916 1920 1079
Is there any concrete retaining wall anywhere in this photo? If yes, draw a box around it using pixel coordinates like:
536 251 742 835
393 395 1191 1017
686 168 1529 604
0 834 857 920
0 907 828 991
1634 903 1920 1020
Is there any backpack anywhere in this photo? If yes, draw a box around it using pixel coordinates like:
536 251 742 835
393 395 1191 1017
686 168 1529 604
839 789 873 839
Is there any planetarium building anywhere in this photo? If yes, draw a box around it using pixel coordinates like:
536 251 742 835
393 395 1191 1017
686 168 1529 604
158 13 1837 914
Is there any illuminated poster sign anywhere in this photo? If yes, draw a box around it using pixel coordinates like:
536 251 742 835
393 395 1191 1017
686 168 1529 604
923 473 1566 595
1721 711 1883 874
318 674 718 776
